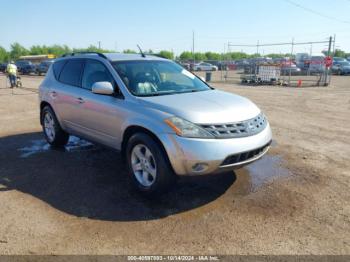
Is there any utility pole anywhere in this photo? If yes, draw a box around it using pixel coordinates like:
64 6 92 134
222 42 227 82
192 31 195 66
256 40 260 55
324 36 333 86
289 37 294 85
327 36 332 56
98 41 101 49
328 34 336 85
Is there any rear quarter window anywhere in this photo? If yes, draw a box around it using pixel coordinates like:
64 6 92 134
53 60 67 79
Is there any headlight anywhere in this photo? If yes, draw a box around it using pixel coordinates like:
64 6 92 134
164 116 214 138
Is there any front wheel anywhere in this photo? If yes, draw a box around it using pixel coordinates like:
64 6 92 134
41 106 69 147
126 133 176 196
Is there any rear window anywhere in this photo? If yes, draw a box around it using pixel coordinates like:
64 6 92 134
58 60 84 87
53 60 67 79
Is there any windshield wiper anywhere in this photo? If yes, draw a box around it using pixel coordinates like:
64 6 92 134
138 93 164 97
178 89 203 94
137 91 177 97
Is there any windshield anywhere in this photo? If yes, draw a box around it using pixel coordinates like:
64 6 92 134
112 60 211 96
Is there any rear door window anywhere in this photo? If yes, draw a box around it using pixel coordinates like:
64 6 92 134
59 59 84 87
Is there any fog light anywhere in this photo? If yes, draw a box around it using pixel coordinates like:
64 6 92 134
192 163 209 172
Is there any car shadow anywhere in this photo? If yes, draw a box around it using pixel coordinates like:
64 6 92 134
0 132 236 221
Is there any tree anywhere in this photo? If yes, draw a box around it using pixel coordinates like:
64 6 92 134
194 52 206 61
0 46 9 62
123 49 137 54
30 45 46 55
334 49 348 58
265 53 290 59
321 49 349 58
10 43 29 59
205 52 221 60
179 51 193 60
47 45 71 57
73 45 113 54
157 50 174 60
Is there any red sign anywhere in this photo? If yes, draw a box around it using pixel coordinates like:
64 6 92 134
325 56 333 67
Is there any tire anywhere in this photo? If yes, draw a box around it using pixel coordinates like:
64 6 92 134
41 106 69 147
126 133 176 196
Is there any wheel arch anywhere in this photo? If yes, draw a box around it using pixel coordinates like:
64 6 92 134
40 101 52 125
121 125 174 172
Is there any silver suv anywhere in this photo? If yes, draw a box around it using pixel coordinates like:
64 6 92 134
39 52 272 195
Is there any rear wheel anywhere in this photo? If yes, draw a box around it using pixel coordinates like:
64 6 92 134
126 133 176 196
41 106 69 147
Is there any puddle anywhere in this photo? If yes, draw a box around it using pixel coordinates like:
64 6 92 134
18 136 94 158
236 154 293 192
64 136 94 152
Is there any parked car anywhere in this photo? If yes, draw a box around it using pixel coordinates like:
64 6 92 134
0 63 8 72
193 62 218 71
204 60 227 70
333 57 347 63
332 61 350 75
234 59 249 70
308 55 326 74
178 61 191 70
249 57 273 66
15 60 36 74
39 52 272 195
281 64 301 75
276 60 301 75
36 60 54 75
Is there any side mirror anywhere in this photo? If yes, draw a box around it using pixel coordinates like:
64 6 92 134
92 81 114 95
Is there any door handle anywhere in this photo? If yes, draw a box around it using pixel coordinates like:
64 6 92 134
76 97 85 104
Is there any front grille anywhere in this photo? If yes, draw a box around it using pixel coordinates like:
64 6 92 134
200 113 267 138
221 141 271 166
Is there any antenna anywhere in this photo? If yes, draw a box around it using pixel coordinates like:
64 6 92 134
137 45 146 58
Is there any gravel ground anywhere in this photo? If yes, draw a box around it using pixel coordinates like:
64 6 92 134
0 73 349 255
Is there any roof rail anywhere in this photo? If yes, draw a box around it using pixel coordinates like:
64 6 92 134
61 52 108 59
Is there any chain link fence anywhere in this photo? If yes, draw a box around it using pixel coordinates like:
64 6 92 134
179 37 335 87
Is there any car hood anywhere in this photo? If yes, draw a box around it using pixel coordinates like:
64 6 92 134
137 90 261 124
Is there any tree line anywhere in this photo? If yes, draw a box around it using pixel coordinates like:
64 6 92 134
1 42 349 63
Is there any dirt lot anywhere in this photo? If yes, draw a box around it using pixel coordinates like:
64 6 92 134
0 73 349 255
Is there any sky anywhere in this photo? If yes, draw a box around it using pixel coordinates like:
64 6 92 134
1 0 350 55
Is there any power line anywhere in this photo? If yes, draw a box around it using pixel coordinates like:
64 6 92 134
228 40 330 48
284 0 350 24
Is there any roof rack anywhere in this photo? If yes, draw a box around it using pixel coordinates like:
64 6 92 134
61 51 108 59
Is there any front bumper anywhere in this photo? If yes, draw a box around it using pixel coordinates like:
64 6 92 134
159 123 272 176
